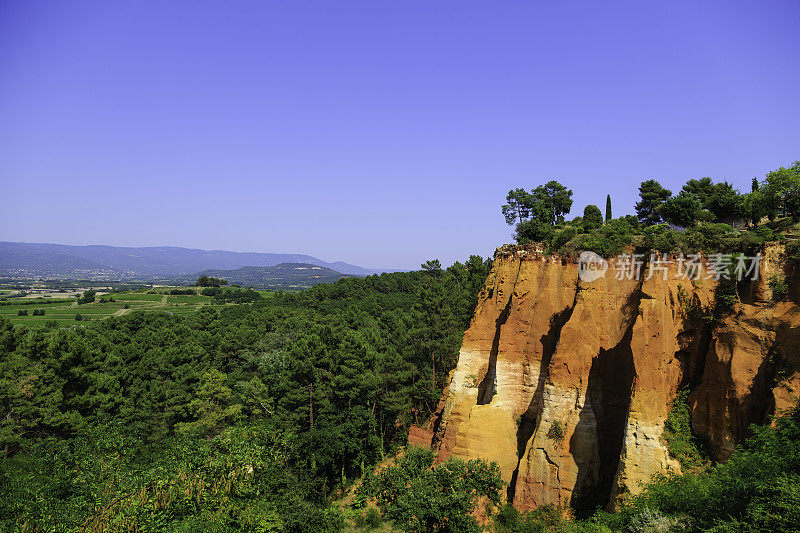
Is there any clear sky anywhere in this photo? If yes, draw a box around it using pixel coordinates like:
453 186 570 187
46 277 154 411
1 1 798 270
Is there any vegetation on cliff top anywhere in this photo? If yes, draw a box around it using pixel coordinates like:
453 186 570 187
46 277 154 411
502 160 800 258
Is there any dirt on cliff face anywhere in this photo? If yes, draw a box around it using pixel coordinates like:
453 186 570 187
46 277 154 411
432 243 800 514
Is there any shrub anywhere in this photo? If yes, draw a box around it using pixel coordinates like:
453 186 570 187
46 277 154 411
17 309 28 316
353 507 382 529
787 241 800 263
626 402 800 531
359 446 503 533
516 219 555 244
547 421 566 443
769 273 789 301
643 223 669 235
577 217 638 257
753 226 775 241
549 226 579 253
626 507 677 533
74 313 82 321
662 389 710 472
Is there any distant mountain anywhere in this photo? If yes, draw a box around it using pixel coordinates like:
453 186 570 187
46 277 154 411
197 263 353 289
0 241 390 280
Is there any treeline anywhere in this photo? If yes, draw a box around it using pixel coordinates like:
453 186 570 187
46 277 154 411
503 160 800 257
0 256 491 531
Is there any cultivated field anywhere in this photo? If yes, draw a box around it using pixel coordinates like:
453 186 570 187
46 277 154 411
0 288 234 325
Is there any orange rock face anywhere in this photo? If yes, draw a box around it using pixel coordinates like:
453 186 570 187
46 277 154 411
432 244 800 515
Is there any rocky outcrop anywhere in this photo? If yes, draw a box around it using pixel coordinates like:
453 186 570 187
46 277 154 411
432 244 800 514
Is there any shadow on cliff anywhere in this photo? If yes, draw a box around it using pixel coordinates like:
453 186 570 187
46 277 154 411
506 305 575 502
476 293 513 405
569 326 636 518
478 263 524 406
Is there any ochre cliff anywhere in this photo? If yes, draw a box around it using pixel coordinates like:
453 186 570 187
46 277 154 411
431 244 800 515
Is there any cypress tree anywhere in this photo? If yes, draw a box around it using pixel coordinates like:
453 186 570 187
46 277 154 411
605 194 612 223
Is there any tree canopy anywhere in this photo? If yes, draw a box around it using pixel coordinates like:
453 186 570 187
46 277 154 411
635 179 672 225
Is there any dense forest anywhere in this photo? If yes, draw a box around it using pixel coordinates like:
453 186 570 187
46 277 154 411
0 257 492 531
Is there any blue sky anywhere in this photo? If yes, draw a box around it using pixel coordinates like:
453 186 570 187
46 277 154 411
1 1 798 270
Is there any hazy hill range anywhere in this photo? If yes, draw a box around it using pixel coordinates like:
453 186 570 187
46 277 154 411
0 241 389 280
196 263 354 289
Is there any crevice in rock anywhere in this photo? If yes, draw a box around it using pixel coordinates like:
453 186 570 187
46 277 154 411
507 281 579 502
476 294 510 405
477 264 522 405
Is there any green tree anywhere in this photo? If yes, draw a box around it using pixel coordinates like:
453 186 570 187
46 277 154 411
636 179 672 225
660 192 703 227
533 180 573 224
421 259 443 274
175 370 242 436
681 177 715 206
501 188 533 225
763 161 800 221
195 276 229 287
583 204 603 231
705 181 744 221
77 290 96 304
504 181 573 243
605 194 612 222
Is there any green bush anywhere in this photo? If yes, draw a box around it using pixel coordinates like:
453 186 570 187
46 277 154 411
769 273 789 300
353 507 382 529
516 219 556 244
625 402 800 532
575 217 638 257
753 226 775 241
626 508 678 533
549 226 579 253
547 421 566 443
359 446 503 533
662 389 710 472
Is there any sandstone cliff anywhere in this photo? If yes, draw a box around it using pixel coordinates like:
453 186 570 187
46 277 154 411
431 244 800 515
